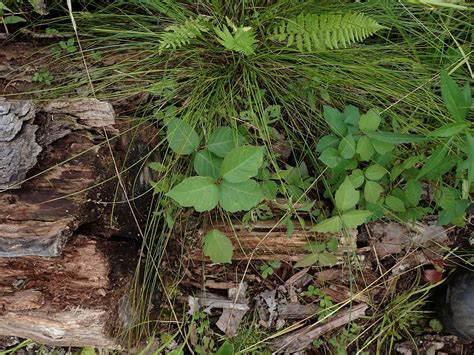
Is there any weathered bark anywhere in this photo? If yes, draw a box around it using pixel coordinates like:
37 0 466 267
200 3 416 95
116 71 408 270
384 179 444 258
0 96 153 347
188 219 358 262
0 236 134 348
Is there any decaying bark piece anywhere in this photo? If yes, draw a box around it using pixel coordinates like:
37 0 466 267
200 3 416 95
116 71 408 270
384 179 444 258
189 219 357 262
0 98 118 257
0 236 134 348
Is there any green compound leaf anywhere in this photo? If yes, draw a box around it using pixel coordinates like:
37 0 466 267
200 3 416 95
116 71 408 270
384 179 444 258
295 251 337 268
166 118 200 155
338 134 356 159
348 169 365 188
385 195 406 212
203 229 233 264
416 143 450 180
323 106 347 136
405 179 422 207
311 216 343 233
335 178 360 211
341 210 373 228
316 135 339 153
364 181 384 204
166 176 218 212
221 146 264 183
359 109 381 132
365 164 387 181
371 139 395 155
194 149 223 178
356 135 375 161
219 179 263 212
208 126 241 158
319 147 341 168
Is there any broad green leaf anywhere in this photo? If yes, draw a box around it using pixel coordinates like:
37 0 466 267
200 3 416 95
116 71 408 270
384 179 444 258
335 178 360 211
359 109 381 132
428 122 469 138
365 164 387 181
304 242 326 253
348 169 365 188
405 179 422 206
149 162 165 172
343 105 360 127
221 146 264 183
416 143 449 180
440 70 469 121
208 126 241 158
216 341 234 355
372 139 395 155
356 135 374 161
364 181 383 204
316 135 339 152
261 180 278 200
311 216 343 233
166 176 218 212
466 132 474 185
203 229 233 264
166 118 200 155
3 15 26 24
338 134 356 159
385 195 406 212
318 252 338 267
341 210 373 228
323 106 347 136
319 148 341 168
326 238 339 252
295 253 320 268
219 179 263 212
366 131 426 144
437 199 469 226
194 149 222 178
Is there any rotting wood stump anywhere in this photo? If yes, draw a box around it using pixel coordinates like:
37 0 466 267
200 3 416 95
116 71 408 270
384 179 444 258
0 97 154 348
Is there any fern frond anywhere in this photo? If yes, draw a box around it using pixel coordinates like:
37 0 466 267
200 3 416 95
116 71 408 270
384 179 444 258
215 26 257 56
159 16 209 51
272 12 384 51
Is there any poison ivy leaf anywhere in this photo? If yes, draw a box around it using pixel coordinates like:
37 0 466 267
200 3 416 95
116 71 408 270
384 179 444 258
348 169 365 188
416 143 450 180
364 181 383 204
428 122 469 138
221 146 264 183
316 135 339 152
405 179 422 207
166 118 200 155
327 238 339 252
203 229 233 264
304 242 326 253
219 179 263 212
166 176 218 212
311 216 343 233
208 126 241 158
319 148 341 168
385 195 406 212
338 134 356 159
194 149 223 178
365 164 387 181
318 252 338 267
359 109 381 132
323 106 347 136
335 178 360 211
343 105 360 127
356 135 374 161
440 70 470 121
466 132 474 185
295 251 337 268
437 199 469 226
341 210 373 228
294 253 320 268
371 139 395 155
366 131 426 144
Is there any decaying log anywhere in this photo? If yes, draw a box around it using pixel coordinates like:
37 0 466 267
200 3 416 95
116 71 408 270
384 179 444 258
0 235 134 348
188 220 358 262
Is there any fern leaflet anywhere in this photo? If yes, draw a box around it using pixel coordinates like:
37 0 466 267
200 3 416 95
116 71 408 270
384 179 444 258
159 16 209 51
272 12 384 51
215 26 257 56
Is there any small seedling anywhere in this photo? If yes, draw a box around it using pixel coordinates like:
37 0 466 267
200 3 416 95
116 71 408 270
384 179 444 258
32 69 53 85
260 260 281 278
